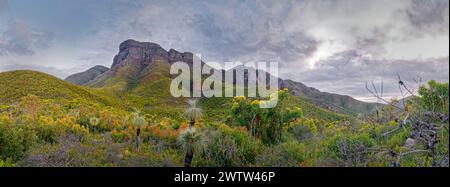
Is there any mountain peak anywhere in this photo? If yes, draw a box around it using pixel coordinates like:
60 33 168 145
65 65 109 85
91 65 109 71
119 39 164 51
111 39 196 71
168 48 194 64
112 39 169 70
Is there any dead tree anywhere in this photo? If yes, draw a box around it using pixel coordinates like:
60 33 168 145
366 74 449 167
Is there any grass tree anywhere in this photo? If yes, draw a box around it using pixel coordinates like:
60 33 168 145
133 111 147 152
178 99 205 167
178 127 206 167
185 99 202 127
89 117 100 133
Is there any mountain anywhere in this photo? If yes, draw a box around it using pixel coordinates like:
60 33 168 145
65 39 377 115
223 65 379 115
82 39 196 112
83 40 195 89
0 70 123 108
65 65 109 85
279 80 378 115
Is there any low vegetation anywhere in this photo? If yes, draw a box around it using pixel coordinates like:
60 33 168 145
0 70 448 167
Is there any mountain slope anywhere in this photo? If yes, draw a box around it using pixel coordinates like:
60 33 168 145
66 39 375 116
222 65 379 115
83 40 192 112
280 80 378 115
64 65 109 85
0 70 123 108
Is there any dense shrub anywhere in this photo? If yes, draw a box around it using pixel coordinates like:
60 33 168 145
0 123 38 161
111 130 131 143
288 121 316 142
0 158 15 167
324 133 375 166
0 80 447 167
256 141 307 167
196 125 263 167
230 89 303 144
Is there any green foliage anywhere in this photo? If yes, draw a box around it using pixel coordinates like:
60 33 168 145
132 111 147 128
287 121 316 142
325 133 375 166
0 158 16 167
184 99 202 125
0 70 124 108
111 131 130 143
418 80 449 113
196 125 263 167
0 70 447 167
256 141 307 167
230 89 303 144
178 128 206 155
0 123 38 161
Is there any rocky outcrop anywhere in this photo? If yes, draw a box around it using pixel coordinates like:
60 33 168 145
111 39 194 71
111 39 169 70
168 49 194 64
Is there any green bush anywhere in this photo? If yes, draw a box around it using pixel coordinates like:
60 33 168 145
111 131 131 143
196 126 263 167
0 123 38 161
0 158 16 167
288 123 315 142
35 124 65 144
325 133 375 166
256 141 307 167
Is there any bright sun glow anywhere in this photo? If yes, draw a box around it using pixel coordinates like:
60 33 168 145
307 41 346 69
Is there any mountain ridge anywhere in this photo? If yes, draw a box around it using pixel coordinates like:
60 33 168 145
65 39 379 115
65 65 109 85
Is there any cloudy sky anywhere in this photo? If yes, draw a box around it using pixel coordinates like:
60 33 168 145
0 0 448 102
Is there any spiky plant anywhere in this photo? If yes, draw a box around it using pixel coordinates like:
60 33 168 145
178 127 206 167
185 99 202 127
89 117 100 132
133 111 147 151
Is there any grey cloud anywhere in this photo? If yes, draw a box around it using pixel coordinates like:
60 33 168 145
406 0 449 35
0 21 55 56
182 0 320 64
4 0 444 101
0 0 8 11
87 0 442 65
84 0 320 64
81 0 448 101
291 51 449 99
0 63 83 79
0 0 11 27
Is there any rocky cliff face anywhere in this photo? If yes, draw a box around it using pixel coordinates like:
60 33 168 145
111 39 194 70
